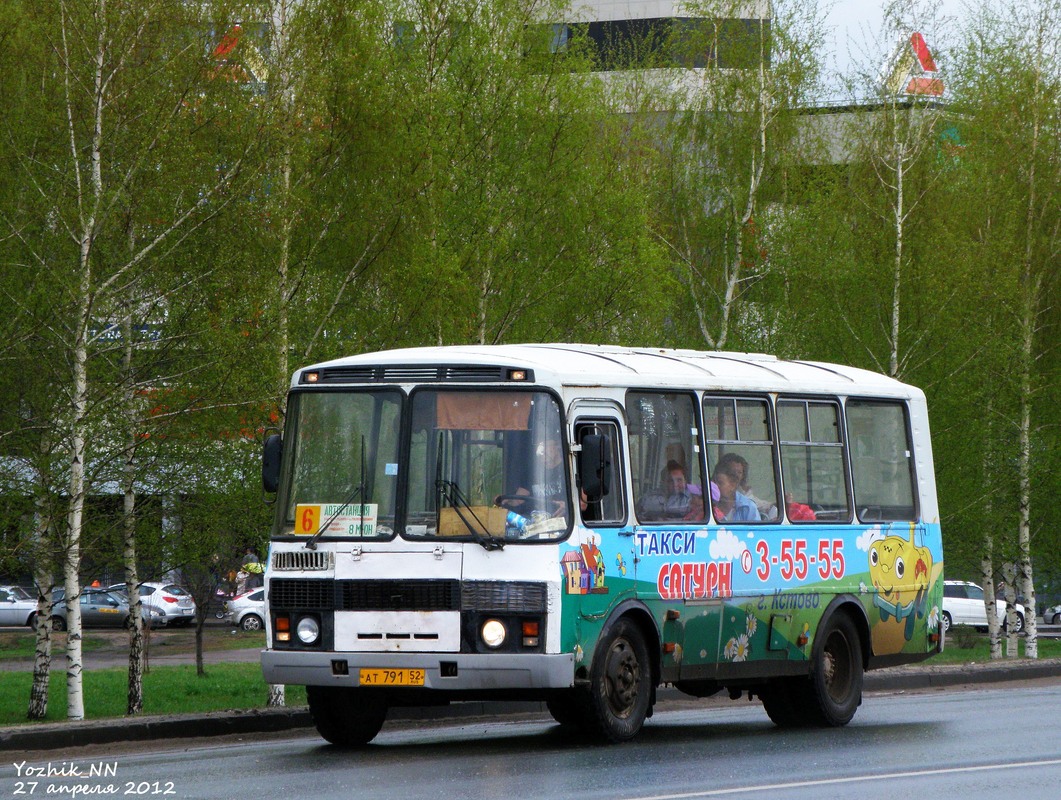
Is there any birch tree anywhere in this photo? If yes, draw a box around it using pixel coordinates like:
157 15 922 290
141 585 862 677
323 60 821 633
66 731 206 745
0 212 66 717
2 0 253 718
227 0 361 706
655 0 826 351
948 0 1061 659
820 1 953 380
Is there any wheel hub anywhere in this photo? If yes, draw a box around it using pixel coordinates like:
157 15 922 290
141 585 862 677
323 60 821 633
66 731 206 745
605 638 640 715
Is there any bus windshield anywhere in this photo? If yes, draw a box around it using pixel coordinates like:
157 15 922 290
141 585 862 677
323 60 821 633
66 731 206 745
404 388 570 542
278 389 402 539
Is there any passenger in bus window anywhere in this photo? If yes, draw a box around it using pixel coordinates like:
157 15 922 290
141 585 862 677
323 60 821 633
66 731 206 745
638 460 703 521
785 493 817 521
716 452 777 521
712 460 762 522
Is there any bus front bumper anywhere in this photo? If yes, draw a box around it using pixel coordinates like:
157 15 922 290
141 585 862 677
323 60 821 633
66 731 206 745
261 649 576 691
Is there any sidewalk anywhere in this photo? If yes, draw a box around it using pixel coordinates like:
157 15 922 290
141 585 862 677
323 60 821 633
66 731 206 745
5 656 1061 753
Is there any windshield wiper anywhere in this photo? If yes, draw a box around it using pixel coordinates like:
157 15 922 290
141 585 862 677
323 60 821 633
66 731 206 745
436 477 503 552
434 434 501 551
305 437 367 551
304 485 362 551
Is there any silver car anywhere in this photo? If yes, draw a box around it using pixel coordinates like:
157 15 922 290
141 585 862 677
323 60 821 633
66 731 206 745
225 588 265 631
109 582 196 627
1044 604 1061 625
50 588 132 630
0 586 37 627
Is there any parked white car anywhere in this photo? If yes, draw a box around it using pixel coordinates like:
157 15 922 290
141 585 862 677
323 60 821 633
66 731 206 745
225 588 265 632
942 579 1024 633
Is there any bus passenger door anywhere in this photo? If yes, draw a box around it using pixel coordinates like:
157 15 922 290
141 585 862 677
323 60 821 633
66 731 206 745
567 409 636 620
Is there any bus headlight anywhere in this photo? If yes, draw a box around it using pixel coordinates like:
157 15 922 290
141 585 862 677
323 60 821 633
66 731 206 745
296 615 320 645
480 618 507 649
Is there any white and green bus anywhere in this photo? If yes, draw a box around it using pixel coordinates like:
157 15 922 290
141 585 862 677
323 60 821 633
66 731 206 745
260 344 944 745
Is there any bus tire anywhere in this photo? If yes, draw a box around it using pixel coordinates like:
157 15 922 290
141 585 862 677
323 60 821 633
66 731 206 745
804 611 863 727
581 618 653 742
307 686 387 747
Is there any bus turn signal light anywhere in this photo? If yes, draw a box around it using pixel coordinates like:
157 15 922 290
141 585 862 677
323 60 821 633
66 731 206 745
522 620 539 648
275 614 290 642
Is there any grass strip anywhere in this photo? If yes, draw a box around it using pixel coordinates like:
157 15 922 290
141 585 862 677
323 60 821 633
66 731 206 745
930 629 1061 663
0 663 306 726
0 632 108 661
0 629 265 661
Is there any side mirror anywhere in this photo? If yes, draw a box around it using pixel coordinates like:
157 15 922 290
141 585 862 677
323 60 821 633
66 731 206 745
578 433 611 502
262 434 283 493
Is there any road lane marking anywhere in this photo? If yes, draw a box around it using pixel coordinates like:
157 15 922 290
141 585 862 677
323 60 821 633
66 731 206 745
622 758 1061 799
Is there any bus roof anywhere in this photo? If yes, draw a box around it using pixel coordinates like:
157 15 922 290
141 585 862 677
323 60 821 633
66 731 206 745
296 344 923 399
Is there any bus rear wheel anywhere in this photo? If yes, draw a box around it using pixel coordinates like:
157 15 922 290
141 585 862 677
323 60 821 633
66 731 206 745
804 612 863 727
579 618 653 742
307 686 387 747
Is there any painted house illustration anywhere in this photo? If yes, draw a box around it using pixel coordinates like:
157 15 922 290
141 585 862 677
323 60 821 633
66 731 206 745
562 542 608 595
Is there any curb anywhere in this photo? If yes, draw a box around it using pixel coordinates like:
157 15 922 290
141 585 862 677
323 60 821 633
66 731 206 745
5 658 1061 752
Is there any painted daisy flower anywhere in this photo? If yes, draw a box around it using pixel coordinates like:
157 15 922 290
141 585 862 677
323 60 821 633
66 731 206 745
927 605 939 632
730 634 750 662
724 637 737 660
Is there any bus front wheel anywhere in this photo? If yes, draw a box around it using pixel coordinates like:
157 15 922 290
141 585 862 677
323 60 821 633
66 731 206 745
307 686 387 747
805 611 863 727
581 618 653 742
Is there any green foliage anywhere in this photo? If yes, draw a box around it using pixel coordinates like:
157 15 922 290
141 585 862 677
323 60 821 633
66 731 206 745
651 0 828 351
288 0 671 353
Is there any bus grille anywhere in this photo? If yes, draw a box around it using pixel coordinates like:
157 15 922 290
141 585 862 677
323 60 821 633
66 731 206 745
270 579 335 609
271 551 333 571
462 581 547 613
338 580 460 611
269 579 545 613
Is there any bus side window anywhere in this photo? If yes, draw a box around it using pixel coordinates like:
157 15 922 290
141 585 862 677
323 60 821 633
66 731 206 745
846 400 917 521
575 421 625 525
626 392 703 523
778 399 851 522
703 396 780 523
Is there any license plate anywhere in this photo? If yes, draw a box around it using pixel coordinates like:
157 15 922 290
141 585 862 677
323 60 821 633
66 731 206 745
359 668 426 686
